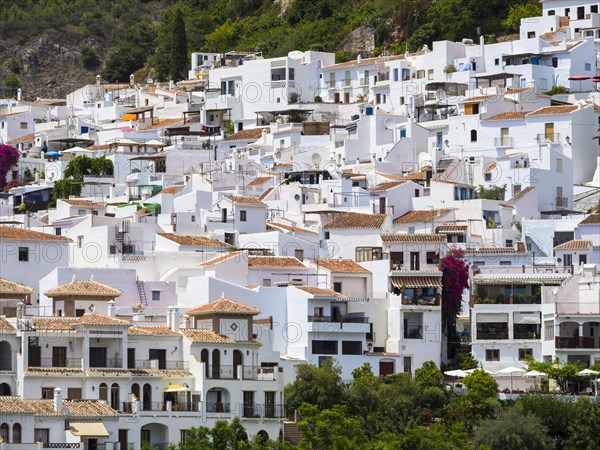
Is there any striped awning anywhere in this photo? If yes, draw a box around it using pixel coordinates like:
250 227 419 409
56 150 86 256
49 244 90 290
391 276 442 289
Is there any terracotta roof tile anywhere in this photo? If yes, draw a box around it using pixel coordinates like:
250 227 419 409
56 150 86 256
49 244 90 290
393 208 454 224
324 212 387 229
324 54 405 69
247 256 306 268
0 278 33 296
259 186 275 201
509 186 536 203
187 297 261 316
141 118 184 131
44 279 122 298
158 185 184 195
540 26 569 41
59 199 105 207
295 286 344 297
31 316 80 331
86 144 111 151
505 87 530 94
0 397 35 414
316 259 371 273
369 181 406 192
87 368 193 376
181 329 235 343
158 233 229 248
579 214 600 225
25 367 85 376
526 105 578 117
554 239 592 250
76 313 130 327
198 251 244 267
0 316 16 332
482 112 528 122
224 195 267 207
381 233 446 243
224 127 269 141
0 226 72 242
0 398 118 416
465 245 527 254
436 225 467 234
128 326 180 336
247 176 274 187
266 221 319 235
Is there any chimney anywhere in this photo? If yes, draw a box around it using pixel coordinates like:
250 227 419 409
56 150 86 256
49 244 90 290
167 306 180 332
357 54 362 64
132 308 144 322
53 387 63 411
107 300 116 317
17 88 22 101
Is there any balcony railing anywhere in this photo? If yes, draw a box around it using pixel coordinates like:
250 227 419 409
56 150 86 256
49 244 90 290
44 444 82 449
29 358 81 368
133 360 189 370
307 315 369 323
476 331 509 340
555 196 569 208
536 133 561 144
555 336 599 349
207 402 231 413
494 137 514 147
89 358 122 368
205 365 277 380
403 326 423 339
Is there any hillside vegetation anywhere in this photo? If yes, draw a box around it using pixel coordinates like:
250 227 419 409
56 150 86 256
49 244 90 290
0 0 539 97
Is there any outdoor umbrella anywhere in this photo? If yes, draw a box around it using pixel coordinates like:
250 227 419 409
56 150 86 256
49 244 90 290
45 151 61 158
568 75 591 91
465 368 495 375
496 366 526 391
524 370 546 390
444 369 467 387
577 369 600 376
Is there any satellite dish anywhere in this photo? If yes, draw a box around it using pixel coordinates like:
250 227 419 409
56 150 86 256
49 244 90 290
384 118 395 130
89 129 98 143
68 124 77 134
435 89 447 102
294 194 301 201
311 153 322 165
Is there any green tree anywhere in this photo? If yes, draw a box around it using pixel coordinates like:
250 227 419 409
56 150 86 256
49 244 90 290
80 45 101 70
464 369 498 400
517 394 576 446
285 358 345 410
210 418 247 450
170 7 188 82
526 358 584 393
51 178 82 204
503 3 542 32
414 360 443 389
175 425 212 450
474 407 550 450
565 398 600 450
297 403 368 450
5 74 21 94
400 423 471 450
102 43 146 82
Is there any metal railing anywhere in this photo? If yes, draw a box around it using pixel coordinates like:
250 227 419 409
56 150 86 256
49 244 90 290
476 331 509 340
134 360 189 370
555 337 599 349
536 133 561 143
555 196 569 208
89 358 122 368
29 358 81 368
403 326 423 339
494 137 514 147
206 402 231 413
205 365 277 380
307 315 369 323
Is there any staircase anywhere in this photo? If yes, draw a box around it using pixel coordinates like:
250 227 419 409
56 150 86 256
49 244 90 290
523 225 552 257
136 278 148 307
283 421 302 445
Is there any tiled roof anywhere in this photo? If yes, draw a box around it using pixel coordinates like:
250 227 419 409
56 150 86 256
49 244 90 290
0 397 35 414
87 368 193 376
224 127 269 141
128 326 181 336
7 132 35 144
369 181 405 192
59 199 106 207
482 112 528 122
323 213 387 229
187 297 261 316
259 186 275 201
247 176 274 187
141 118 184 131
0 316 16 332
316 259 370 274
180 329 259 345
381 233 446 243
465 244 527 254
224 195 267 207
25 367 85 376
393 208 454 224
460 94 500 103
436 225 467 234
158 185 184 195
31 316 80 331
509 186 536 203
86 144 111 151
29 400 119 417
295 286 345 297
505 87 530 94
579 214 600 225
379 171 426 181
554 239 592 250
247 256 306 268
77 313 131 327
158 233 229 247
324 54 405 69
197 251 244 267
266 221 319 235
540 26 569 41
44 279 122 298
0 226 72 242
0 278 33 296
526 105 578 117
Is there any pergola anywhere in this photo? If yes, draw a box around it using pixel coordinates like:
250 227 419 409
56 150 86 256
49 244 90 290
474 72 521 89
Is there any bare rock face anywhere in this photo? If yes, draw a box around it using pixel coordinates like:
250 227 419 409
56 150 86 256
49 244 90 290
339 27 375 54
274 0 292 15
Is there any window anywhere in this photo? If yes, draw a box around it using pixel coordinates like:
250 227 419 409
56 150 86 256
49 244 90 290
485 349 500 361
403 356 412 373
67 388 82 400
75 309 85 317
585 63 591 71
333 282 342 293
109 245 117 255
551 57 558 68
592 5 598 13
56 228 62 236
495 58 500 66
505 239 514 247
311 340 337 355
470 129 478 142
342 341 362 355
355 247 383 262
464 103 479 115
399 96 405 105
78 209 86 216
12 423 21 444
540 78 548 90
414 189 420 197
324 231 330 240
416 70 425 79
20 122 27 129
376 94 381 104
548 9 555 15
34 429 49 446
294 249 304 261
527 31 536 38
518 348 533 360
77 236 84 248
191 215 196 222
499 261 512 266
0 423 8 443
18 247 28 262
426 252 439 264
408 226 415 234
556 158 563 173
41 387 55 399
151 290 160 301
240 210 247 222
427 69 434 80
180 430 190 444
544 321 554 340
262 278 271 287
393 68 399 82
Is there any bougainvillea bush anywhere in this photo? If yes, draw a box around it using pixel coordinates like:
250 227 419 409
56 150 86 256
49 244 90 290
0 144 20 189
439 246 469 333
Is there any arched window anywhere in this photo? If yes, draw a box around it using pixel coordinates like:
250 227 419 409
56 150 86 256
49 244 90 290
131 383 140 400
12 424 21 443
0 341 11 371
0 383 11 396
200 349 209 378
470 129 478 142
0 423 8 443
99 383 108 401
110 383 120 410
142 383 152 411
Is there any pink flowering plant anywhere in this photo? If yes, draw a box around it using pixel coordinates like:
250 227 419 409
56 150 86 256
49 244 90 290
438 246 469 333
0 144 20 189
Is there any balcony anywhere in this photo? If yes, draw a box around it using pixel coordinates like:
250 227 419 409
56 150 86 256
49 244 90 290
555 196 569 209
207 402 231 413
536 133 561 144
494 137 514 148
307 315 369 323
89 358 122 368
28 358 81 368
205 365 278 380
133 360 189 370
555 336 600 349
403 325 423 340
